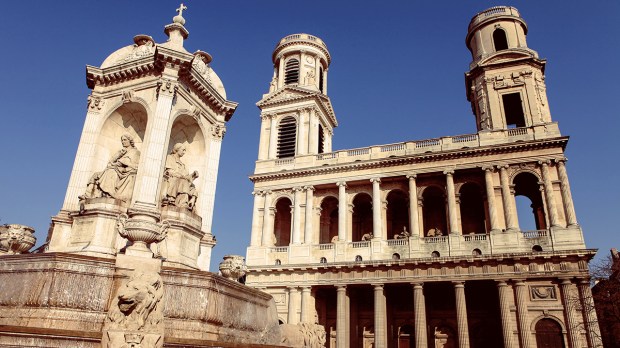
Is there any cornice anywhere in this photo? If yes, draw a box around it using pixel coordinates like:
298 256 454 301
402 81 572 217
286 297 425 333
180 67 238 121
257 86 337 126
249 137 569 183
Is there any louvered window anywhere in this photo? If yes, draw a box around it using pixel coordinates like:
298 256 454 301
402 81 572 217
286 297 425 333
318 124 325 154
277 116 297 158
284 59 300 85
319 67 324 93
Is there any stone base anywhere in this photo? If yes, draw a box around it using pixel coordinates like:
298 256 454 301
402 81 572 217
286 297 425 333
0 253 283 347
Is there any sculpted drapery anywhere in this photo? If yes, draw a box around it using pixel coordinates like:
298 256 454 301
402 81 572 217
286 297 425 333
162 143 198 210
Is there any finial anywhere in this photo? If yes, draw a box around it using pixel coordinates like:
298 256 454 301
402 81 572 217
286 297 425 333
173 3 187 26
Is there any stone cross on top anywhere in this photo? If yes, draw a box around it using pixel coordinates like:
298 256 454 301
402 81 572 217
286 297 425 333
176 3 187 17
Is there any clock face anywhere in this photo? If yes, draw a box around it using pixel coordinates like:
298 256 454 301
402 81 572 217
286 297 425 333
306 56 314 64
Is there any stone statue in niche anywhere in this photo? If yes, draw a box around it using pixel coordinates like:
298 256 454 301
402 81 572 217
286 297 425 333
304 70 316 86
103 271 164 348
82 134 140 203
161 143 198 210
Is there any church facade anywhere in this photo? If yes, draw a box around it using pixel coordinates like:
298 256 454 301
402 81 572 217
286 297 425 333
245 7 602 348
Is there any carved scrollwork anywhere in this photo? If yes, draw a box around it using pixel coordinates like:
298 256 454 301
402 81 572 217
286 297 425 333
530 285 557 300
156 79 178 99
211 124 226 140
87 95 105 112
116 35 155 65
122 90 136 104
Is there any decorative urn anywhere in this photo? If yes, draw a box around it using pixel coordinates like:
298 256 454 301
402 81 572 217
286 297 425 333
0 224 36 254
219 255 247 282
116 213 170 255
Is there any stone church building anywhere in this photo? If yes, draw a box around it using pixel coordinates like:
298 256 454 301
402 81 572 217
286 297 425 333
245 6 602 348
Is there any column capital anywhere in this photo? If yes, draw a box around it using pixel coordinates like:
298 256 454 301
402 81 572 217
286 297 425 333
576 277 591 285
452 281 465 287
554 157 568 165
287 286 299 291
304 185 315 192
300 286 312 292
496 164 510 170
512 279 527 286
538 159 552 166
496 280 509 287
482 165 495 172
372 283 384 290
336 181 347 188
406 173 417 180
411 282 424 288
252 190 265 197
292 186 304 193
370 177 382 184
558 277 574 285
264 190 273 196
335 284 347 290
443 169 455 176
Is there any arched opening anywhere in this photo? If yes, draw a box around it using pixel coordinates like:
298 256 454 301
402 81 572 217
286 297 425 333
398 324 414 348
532 245 543 252
318 124 325 154
275 259 282 266
355 255 363 262
319 196 339 243
502 92 526 128
493 28 509 51
472 248 482 256
392 253 401 260
386 190 409 238
422 186 448 236
459 183 486 234
277 116 297 158
352 193 373 241
320 257 327 264
513 172 547 230
274 197 292 246
535 318 565 348
431 251 440 258
284 59 300 85
319 67 324 93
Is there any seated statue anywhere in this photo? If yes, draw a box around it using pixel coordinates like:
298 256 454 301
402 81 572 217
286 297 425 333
82 134 140 203
394 226 411 239
361 232 373 241
427 227 443 237
161 143 199 211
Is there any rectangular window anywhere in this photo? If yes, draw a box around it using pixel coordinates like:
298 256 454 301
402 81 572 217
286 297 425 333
502 92 526 128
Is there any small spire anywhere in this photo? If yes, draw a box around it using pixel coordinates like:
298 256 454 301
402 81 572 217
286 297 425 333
164 3 189 47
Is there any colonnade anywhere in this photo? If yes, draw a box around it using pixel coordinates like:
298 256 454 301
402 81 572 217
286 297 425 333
250 160 578 247
281 276 596 348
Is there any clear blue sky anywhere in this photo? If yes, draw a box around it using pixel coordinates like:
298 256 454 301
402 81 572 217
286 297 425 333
0 1 618 270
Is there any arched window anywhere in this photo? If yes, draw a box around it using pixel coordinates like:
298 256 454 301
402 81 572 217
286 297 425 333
320 257 327 264
514 172 547 230
319 196 339 243
355 255 363 262
472 248 482 256
319 67 324 93
318 124 325 154
535 319 565 348
352 193 373 241
274 198 292 246
284 59 300 85
392 253 401 260
277 116 297 158
532 245 543 252
431 251 440 258
275 259 282 266
493 28 509 51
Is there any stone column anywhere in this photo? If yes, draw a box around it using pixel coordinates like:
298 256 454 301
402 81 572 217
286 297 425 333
308 108 318 154
539 160 560 228
133 78 177 208
371 178 383 239
453 281 470 348
292 187 303 245
257 114 270 160
483 167 501 232
513 280 534 348
559 278 580 348
555 158 578 227
337 182 347 241
297 111 307 155
497 281 516 348
304 186 315 244
300 286 312 323
278 56 285 88
374 284 387 348
250 191 264 246
314 56 321 90
498 165 519 231
412 283 428 348
323 68 328 95
268 115 278 159
417 200 425 237
407 174 420 237
445 171 460 234
288 287 300 325
261 191 274 246
336 285 348 348
577 278 602 348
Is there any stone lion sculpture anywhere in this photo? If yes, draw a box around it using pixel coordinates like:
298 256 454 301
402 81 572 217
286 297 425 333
107 271 164 332
280 322 326 348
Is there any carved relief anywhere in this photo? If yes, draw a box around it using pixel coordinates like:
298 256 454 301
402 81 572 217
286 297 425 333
534 72 549 122
81 134 140 203
530 285 557 300
103 271 164 348
116 35 155 64
474 79 490 130
122 90 136 104
280 322 327 348
491 70 532 90
156 79 178 99
88 95 105 111
0 224 36 254
212 124 226 140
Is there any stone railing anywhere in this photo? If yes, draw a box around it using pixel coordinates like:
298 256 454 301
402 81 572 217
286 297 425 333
468 6 521 31
350 241 370 248
255 125 554 174
278 33 328 48
387 239 408 246
423 236 448 244
463 233 488 242
270 246 289 253
521 230 548 239
317 243 334 250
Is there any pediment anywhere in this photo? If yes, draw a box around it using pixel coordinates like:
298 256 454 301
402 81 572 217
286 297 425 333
257 86 337 127
479 49 538 66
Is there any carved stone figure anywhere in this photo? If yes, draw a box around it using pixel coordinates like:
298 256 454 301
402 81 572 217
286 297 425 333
161 143 198 210
280 322 326 348
219 254 247 282
394 226 410 239
304 70 316 86
0 224 36 254
361 232 373 241
103 271 164 348
83 134 140 203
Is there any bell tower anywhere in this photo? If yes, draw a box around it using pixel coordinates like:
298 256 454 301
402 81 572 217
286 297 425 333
256 34 337 162
465 6 558 135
